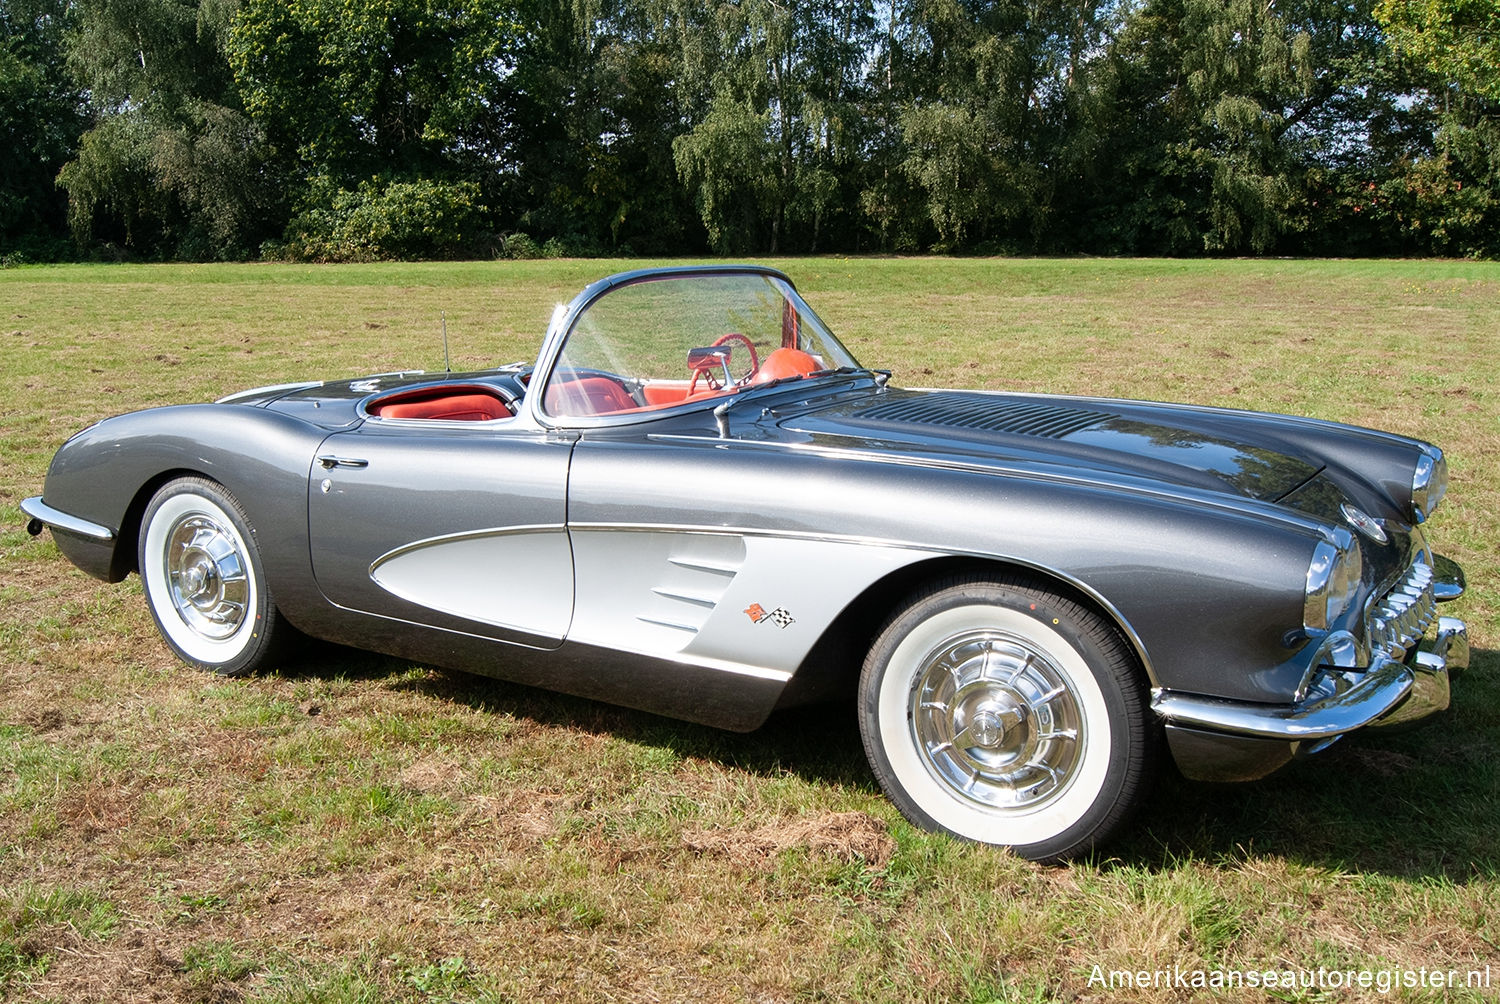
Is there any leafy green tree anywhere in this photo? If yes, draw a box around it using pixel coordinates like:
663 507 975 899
891 0 1127 252
226 0 522 257
15 0 1500 259
58 0 282 258
0 0 85 257
669 0 875 253
494 0 698 253
1371 0 1500 256
228 0 519 181
1063 0 1403 254
274 177 488 260
1375 0 1500 101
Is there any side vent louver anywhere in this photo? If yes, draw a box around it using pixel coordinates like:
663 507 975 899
854 394 1114 439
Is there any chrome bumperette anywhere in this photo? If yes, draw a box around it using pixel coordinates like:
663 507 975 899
1364 615 1466 729
1432 552 1465 602
1161 612 1466 780
20 496 116 542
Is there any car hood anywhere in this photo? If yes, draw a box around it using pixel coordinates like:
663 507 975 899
779 388 1326 503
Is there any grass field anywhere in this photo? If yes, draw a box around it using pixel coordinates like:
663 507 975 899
2 257 1497 1003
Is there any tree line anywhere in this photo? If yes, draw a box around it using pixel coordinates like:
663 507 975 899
2 0 1497 262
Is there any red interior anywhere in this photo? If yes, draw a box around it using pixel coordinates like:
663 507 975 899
367 352 824 422
369 386 514 421
751 347 819 384
543 376 638 416
548 349 821 416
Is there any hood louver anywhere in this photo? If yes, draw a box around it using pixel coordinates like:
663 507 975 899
854 394 1114 439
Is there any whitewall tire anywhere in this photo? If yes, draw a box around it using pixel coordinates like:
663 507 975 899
858 574 1154 861
138 477 284 676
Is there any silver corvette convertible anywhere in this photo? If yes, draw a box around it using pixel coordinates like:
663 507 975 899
23 265 1468 860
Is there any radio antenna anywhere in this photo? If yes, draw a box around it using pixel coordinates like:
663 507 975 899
441 312 451 372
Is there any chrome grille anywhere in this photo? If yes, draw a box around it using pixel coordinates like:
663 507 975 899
1368 561 1437 660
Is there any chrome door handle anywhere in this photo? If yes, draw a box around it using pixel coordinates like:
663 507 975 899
317 455 369 470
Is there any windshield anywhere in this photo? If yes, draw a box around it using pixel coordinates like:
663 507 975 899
540 272 861 419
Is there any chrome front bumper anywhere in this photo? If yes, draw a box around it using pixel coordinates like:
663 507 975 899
21 496 116 541
1155 614 1469 782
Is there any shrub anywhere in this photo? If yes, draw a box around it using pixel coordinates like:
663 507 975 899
275 178 487 262
495 232 541 259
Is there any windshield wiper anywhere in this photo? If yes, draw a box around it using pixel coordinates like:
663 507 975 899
746 365 871 394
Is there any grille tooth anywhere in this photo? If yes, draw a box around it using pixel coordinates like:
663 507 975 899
1368 561 1437 660
855 394 1114 439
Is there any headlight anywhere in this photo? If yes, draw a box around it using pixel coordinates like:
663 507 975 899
1411 447 1447 524
1305 532 1363 632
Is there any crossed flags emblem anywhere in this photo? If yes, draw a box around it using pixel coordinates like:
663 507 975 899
744 603 795 629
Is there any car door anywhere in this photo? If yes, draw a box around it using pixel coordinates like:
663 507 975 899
307 421 576 648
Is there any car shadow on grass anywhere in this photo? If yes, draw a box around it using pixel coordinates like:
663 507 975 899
1114 647 1500 882
278 640 1498 881
278 636 876 790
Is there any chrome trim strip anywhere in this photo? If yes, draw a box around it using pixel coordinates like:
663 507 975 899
572 521 943 548
650 587 719 608
216 380 324 404
321 596 792 683
673 659 793 683
367 523 568 574
363 413 517 429
666 555 741 576
634 616 700 634
322 597 562 652
20 497 115 542
1152 658 1413 741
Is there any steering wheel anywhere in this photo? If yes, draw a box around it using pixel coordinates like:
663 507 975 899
688 332 760 395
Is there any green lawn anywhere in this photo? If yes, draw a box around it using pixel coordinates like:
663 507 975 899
2 257 1497 1003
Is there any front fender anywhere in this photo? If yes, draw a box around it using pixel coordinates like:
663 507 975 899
566 436 1330 706
37 404 327 604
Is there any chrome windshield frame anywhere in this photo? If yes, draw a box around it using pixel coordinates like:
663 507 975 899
524 265 860 431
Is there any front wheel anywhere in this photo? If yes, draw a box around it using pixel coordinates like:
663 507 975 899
138 477 286 676
858 574 1155 861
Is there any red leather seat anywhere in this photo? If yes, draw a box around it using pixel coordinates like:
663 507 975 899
371 389 513 421
751 347 819 384
544 376 638 416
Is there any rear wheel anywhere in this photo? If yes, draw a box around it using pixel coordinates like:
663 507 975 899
138 477 285 676
858 574 1154 861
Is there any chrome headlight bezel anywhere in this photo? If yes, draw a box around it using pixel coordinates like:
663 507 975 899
1411 446 1448 524
1304 530 1363 633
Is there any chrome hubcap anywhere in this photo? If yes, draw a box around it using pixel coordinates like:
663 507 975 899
911 631 1082 811
164 514 249 640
